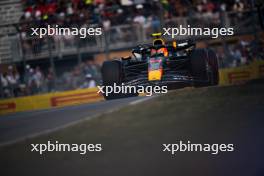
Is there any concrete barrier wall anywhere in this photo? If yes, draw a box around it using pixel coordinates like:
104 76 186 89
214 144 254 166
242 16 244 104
0 88 103 115
219 60 264 85
1 60 264 115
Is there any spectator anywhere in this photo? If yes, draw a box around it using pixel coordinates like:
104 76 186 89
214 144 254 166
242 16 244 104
34 66 44 93
120 0 133 6
151 15 161 32
27 68 38 94
133 13 146 26
202 0 215 19
70 66 83 89
24 64 31 85
1 73 10 98
46 67 55 92
80 73 96 88
84 60 101 83
6 66 20 97
233 0 245 13
220 2 227 12
102 17 111 31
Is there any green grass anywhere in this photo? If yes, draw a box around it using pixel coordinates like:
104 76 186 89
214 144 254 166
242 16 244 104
1 83 264 176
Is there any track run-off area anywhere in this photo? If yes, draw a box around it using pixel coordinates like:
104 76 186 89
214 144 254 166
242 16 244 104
0 81 264 176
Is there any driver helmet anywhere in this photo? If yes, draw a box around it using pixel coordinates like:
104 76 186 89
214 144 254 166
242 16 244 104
153 38 165 46
152 39 168 57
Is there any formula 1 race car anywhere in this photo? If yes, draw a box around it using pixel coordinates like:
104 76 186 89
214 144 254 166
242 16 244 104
101 33 219 100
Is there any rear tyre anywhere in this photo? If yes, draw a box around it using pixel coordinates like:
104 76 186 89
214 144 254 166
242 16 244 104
190 49 209 87
208 49 219 85
102 60 122 86
190 48 219 87
101 60 123 100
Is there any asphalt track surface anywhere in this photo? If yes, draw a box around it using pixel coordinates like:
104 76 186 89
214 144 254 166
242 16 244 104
0 96 146 146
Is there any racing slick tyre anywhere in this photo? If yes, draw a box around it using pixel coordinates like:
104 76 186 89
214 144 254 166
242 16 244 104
101 60 138 100
190 48 218 87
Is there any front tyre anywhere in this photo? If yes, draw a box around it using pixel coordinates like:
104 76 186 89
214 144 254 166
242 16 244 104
101 60 138 100
101 60 123 100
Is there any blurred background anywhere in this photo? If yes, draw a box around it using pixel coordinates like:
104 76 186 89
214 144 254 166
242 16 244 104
0 0 263 98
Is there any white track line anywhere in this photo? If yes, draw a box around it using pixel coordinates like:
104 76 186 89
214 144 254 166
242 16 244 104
129 95 158 105
0 96 157 147
0 113 100 147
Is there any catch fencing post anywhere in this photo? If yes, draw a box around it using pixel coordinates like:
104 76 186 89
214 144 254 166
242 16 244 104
47 36 57 90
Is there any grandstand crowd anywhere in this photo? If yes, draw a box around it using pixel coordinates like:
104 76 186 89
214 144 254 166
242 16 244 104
0 59 100 98
18 0 253 55
217 38 264 67
20 0 251 25
19 0 252 33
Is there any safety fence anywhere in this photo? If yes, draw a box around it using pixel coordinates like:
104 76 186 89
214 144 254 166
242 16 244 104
0 9 261 64
1 60 264 116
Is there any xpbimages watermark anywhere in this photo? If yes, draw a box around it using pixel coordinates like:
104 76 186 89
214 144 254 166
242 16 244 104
97 83 168 97
163 25 234 39
31 25 102 38
162 141 234 155
31 141 102 155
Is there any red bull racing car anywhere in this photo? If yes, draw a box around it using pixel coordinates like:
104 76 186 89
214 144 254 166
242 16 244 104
101 33 219 100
